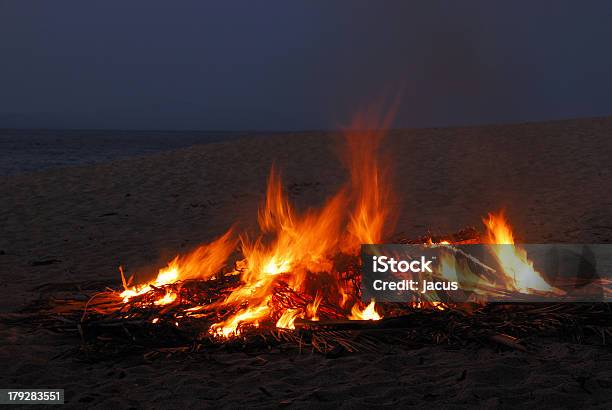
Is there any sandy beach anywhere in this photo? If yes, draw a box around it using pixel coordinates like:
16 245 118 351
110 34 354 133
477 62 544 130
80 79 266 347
1 117 612 408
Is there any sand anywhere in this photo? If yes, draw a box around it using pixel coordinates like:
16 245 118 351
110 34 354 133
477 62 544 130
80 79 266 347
1 117 611 408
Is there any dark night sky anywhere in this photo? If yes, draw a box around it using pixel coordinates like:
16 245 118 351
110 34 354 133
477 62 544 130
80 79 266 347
1 1 612 130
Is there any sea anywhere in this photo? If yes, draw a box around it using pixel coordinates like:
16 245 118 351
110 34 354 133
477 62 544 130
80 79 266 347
0 129 252 176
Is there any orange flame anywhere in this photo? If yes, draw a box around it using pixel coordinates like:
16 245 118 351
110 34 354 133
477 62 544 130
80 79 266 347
117 103 404 336
341 106 396 253
210 169 348 336
206 107 395 337
113 100 573 338
120 229 235 302
483 211 556 293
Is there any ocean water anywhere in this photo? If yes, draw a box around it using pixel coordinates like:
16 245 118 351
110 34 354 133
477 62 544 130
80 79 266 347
0 129 251 176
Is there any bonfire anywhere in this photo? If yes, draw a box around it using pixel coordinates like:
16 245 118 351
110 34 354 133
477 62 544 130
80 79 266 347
38 108 612 356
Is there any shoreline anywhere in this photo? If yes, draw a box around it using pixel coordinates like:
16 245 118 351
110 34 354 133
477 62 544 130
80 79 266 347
3 115 611 178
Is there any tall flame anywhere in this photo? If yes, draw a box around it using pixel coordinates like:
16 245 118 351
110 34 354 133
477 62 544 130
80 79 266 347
210 170 348 336
209 108 394 336
342 106 397 253
119 103 400 337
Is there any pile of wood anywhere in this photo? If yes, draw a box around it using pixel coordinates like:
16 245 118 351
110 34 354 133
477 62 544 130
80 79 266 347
8 228 611 358
16 281 612 359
